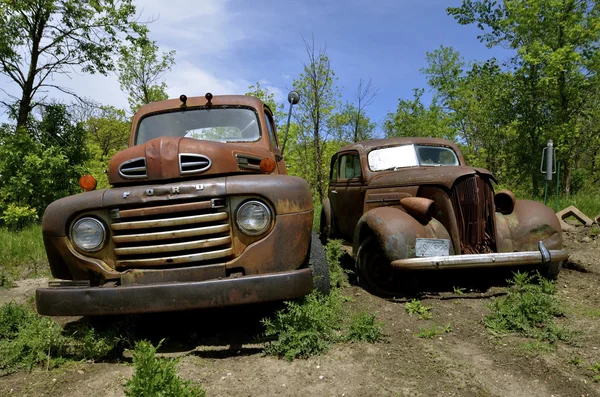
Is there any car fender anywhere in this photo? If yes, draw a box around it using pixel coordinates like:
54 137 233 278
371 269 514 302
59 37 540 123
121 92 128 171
320 198 333 236
353 206 453 262
495 200 563 253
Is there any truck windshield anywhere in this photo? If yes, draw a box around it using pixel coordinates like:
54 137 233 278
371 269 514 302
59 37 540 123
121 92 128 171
368 144 459 171
136 107 261 144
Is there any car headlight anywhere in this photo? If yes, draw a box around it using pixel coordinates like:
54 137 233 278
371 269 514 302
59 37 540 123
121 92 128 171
236 200 271 236
71 217 106 252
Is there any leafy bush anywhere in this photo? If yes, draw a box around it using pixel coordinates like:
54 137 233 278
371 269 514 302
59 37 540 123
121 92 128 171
325 239 346 288
484 272 569 342
0 302 122 375
262 291 344 361
345 313 384 343
1 204 38 231
0 268 13 289
0 224 47 279
405 299 432 320
124 340 206 397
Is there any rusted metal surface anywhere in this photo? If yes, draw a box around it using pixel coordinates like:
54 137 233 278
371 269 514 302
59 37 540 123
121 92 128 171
117 200 213 219
120 264 226 285
369 166 496 190
494 190 516 215
391 249 569 270
450 174 497 254
36 268 313 316
399 197 435 224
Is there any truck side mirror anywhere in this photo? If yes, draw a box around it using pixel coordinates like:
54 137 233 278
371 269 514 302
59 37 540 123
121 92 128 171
281 91 300 158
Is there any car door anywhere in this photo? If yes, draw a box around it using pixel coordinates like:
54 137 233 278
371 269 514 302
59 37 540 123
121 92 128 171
332 151 365 241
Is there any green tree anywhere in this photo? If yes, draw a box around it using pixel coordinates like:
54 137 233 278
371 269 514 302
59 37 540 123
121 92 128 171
117 40 175 113
292 38 340 202
245 82 285 125
448 0 600 194
0 0 147 130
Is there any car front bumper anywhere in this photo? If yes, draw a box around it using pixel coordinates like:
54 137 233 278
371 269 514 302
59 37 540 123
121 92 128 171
36 268 313 316
391 243 568 271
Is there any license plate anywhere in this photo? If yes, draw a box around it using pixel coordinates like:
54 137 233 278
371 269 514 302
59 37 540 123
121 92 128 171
416 238 450 257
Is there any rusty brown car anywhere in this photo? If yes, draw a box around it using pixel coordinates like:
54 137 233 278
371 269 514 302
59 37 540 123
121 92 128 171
320 138 568 294
36 92 330 316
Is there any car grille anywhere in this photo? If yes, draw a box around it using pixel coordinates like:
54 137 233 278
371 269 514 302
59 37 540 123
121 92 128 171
110 198 233 269
118 157 147 179
450 175 497 254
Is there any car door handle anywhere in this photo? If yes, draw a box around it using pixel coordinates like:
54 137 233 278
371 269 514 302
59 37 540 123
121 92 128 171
331 190 337 194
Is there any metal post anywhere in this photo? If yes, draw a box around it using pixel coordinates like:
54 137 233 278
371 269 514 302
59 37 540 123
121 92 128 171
540 140 554 205
555 160 561 212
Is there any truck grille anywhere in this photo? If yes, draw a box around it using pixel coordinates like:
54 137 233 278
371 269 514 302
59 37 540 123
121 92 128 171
118 157 147 179
179 153 211 174
110 199 233 269
450 175 497 254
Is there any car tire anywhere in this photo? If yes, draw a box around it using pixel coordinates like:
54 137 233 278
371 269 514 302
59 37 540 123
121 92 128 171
356 236 397 296
309 231 331 295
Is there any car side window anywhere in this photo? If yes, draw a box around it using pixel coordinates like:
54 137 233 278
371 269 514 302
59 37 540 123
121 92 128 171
330 156 338 181
264 110 278 149
339 154 362 180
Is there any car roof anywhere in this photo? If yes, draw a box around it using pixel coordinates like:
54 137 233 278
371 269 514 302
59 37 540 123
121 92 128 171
337 137 461 155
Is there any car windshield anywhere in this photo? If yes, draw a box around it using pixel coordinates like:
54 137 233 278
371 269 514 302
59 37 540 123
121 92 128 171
368 144 459 171
135 107 261 144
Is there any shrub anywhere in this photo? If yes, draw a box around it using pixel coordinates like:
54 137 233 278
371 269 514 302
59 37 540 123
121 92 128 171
124 340 206 397
345 313 384 343
1 204 38 231
262 291 344 361
484 272 569 342
405 299 432 320
416 323 452 339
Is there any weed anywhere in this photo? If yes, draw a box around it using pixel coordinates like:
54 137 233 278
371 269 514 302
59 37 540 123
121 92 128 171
325 239 347 288
124 340 205 397
0 268 13 289
345 313 384 343
0 302 123 375
519 341 555 353
405 299 432 320
589 363 600 383
589 226 600 238
262 291 343 361
416 323 452 339
568 357 583 366
453 286 465 295
484 272 569 343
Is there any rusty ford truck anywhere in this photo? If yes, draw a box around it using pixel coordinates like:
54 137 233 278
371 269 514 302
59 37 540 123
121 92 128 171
36 93 330 316
320 138 568 295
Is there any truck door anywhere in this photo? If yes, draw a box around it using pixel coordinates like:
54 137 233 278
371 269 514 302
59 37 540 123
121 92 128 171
332 151 364 241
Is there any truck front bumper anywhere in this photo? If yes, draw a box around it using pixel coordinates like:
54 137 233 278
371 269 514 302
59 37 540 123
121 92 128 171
391 244 568 271
36 268 313 316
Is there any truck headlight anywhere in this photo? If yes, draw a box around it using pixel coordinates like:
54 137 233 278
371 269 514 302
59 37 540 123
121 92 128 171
236 200 271 236
71 217 106 252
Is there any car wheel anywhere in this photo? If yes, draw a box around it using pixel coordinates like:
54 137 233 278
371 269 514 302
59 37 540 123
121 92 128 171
309 231 331 295
356 236 397 296
543 261 563 280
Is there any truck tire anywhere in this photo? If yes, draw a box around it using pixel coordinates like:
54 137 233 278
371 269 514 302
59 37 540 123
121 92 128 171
309 231 331 295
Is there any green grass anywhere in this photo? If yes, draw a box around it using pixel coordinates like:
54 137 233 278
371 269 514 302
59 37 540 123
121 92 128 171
405 299 432 320
589 362 600 383
124 340 205 397
0 224 47 280
325 239 347 289
484 272 571 343
524 189 600 217
0 302 123 375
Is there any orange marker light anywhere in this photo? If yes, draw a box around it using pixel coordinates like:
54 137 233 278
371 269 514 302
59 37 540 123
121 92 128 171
79 174 97 191
259 158 276 174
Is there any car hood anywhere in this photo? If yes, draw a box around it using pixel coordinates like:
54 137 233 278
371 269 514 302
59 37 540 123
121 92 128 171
368 166 496 190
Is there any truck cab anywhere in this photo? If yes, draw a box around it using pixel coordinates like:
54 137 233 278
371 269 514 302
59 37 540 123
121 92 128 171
36 93 329 316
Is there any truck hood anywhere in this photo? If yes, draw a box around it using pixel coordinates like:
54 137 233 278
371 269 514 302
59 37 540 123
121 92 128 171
108 137 276 185
369 166 496 190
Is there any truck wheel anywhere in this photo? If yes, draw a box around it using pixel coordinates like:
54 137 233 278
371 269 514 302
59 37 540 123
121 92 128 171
544 261 563 280
356 236 396 296
309 231 331 295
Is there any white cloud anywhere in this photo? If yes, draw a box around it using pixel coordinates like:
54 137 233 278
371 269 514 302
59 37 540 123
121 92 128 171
166 60 249 97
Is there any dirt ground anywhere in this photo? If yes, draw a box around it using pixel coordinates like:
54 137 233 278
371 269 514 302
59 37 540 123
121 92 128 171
1 227 599 397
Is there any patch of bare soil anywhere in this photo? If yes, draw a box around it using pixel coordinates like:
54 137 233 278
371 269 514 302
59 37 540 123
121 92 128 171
1 227 599 397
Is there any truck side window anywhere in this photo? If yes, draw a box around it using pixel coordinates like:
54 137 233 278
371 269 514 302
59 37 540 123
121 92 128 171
330 156 338 181
339 154 361 179
264 111 278 149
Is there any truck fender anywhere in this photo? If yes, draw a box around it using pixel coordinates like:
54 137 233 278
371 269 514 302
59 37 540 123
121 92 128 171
319 198 333 242
495 200 563 253
352 206 453 262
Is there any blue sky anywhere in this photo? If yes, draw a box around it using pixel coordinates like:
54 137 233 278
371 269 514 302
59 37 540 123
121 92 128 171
1 0 510 130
